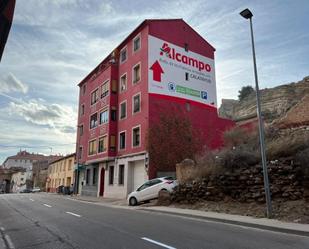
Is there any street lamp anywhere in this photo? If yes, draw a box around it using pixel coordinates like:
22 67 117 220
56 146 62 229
240 8 272 218
74 124 82 195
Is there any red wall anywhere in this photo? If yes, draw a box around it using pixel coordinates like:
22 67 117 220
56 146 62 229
147 20 234 178
116 25 149 157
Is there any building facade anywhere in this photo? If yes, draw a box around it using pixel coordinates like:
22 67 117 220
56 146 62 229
76 19 234 198
46 154 75 193
32 156 63 191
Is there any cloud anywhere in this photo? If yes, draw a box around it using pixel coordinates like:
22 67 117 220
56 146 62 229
8 99 77 134
0 73 28 94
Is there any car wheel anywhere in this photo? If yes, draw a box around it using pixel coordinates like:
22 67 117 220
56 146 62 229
129 197 138 206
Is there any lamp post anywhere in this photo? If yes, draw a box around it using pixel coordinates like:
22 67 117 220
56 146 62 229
240 8 272 218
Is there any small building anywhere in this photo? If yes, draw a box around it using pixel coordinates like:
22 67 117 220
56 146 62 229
10 169 28 193
46 153 75 193
32 156 63 191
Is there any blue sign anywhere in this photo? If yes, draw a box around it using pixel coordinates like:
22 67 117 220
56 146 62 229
201 91 208 100
168 82 176 92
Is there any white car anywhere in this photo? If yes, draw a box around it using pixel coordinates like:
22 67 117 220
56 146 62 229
32 187 41 193
127 177 178 206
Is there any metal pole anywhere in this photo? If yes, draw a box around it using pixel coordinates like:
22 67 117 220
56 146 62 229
249 17 272 218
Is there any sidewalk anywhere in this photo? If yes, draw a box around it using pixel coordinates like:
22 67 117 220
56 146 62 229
139 206 309 237
60 194 309 237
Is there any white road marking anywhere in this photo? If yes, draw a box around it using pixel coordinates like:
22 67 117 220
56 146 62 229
66 212 81 217
141 237 176 249
43 204 52 208
29 198 34 201
4 234 15 249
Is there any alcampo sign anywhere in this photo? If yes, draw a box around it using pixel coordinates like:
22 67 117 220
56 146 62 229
159 42 212 72
148 35 217 107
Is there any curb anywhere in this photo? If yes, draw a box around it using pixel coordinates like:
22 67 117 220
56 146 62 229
139 208 309 237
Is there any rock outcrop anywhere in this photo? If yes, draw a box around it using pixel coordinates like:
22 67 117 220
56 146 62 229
219 76 309 124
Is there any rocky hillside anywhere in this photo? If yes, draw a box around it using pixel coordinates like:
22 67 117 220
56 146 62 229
219 76 309 124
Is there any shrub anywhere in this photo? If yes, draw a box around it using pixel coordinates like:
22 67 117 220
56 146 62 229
217 148 260 171
266 132 309 160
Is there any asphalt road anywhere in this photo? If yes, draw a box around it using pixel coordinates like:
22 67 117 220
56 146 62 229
0 193 308 249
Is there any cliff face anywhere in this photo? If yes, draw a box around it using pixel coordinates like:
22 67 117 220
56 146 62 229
219 76 309 124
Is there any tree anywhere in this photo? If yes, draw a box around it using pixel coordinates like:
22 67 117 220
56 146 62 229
147 111 202 173
238 85 255 101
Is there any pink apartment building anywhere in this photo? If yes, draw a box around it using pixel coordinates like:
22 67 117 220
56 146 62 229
76 19 234 198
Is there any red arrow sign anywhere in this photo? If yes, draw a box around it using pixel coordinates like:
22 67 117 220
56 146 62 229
150 60 164 82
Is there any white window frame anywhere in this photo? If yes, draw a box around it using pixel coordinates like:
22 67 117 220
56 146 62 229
120 46 127 64
119 130 126 150
100 79 110 99
90 88 99 106
98 135 108 154
119 100 127 120
89 112 98 130
132 62 141 85
99 107 109 125
119 72 127 93
80 103 85 116
132 125 141 148
132 33 141 53
132 92 141 114
88 139 97 156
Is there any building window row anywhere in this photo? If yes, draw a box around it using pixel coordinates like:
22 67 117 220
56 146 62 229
119 93 141 120
108 164 125 185
90 80 110 106
119 125 141 150
88 135 108 156
119 62 141 94
119 34 141 64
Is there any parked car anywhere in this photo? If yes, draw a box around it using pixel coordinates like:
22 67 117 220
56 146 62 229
127 177 178 206
32 187 41 193
20 189 32 193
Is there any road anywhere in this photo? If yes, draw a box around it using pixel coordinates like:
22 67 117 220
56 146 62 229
0 193 308 249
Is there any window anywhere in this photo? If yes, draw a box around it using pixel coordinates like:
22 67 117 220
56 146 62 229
90 113 98 129
133 63 141 84
99 109 109 124
101 81 109 98
120 48 127 63
93 168 97 185
82 84 86 95
79 125 83 136
91 89 99 105
120 74 127 92
111 108 117 121
86 169 90 184
120 101 127 119
110 135 116 151
88 139 97 155
119 132 126 150
80 104 85 116
98 136 107 153
118 164 124 185
133 35 141 52
21 178 24 181
184 43 189 52
132 126 140 147
109 166 114 185
133 93 141 113
68 160 72 170
78 147 82 159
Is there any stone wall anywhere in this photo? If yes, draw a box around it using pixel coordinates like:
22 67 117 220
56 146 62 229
172 158 308 204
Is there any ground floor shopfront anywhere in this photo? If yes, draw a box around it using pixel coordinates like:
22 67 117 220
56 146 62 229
78 153 149 199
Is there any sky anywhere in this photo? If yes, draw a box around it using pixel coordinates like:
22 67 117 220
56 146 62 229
0 0 308 163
